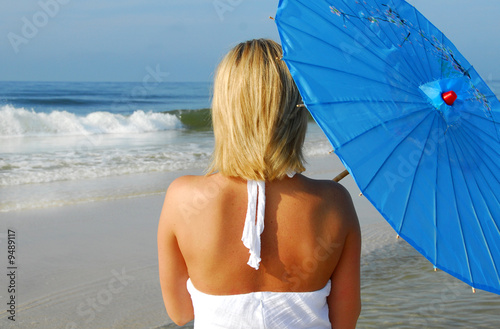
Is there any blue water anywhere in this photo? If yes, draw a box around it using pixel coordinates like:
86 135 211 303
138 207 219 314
0 81 332 212
0 81 212 115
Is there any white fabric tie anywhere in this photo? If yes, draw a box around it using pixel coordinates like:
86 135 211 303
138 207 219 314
241 172 296 270
242 180 266 270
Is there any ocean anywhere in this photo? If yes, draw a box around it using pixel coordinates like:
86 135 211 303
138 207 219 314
1 81 500 328
0 81 334 213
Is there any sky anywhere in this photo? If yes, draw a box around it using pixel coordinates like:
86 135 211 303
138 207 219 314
1 0 499 82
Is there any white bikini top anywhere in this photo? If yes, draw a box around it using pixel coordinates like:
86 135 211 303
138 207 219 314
186 278 332 329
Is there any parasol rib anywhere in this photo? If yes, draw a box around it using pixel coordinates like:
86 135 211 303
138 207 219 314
336 107 431 151
458 128 500 283
432 118 442 267
459 106 500 123
460 94 500 143
462 116 500 152
306 99 429 107
358 111 435 197
455 127 500 239
454 127 500 230
450 131 500 288
460 124 500 174
434 118 459 277
414 8 436 79
443 130 476 288
439 32 446 80
308 100 430 136
285 58 423 99
462 93 498 102
397 115 439 235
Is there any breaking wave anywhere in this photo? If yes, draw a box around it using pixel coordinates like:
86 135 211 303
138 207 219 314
0 105 207 137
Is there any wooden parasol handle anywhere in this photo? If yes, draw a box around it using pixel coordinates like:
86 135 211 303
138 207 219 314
333 169 350 182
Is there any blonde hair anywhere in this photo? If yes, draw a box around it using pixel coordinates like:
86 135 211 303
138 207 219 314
207 39 308 181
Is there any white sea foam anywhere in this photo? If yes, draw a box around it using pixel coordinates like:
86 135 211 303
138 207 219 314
0 143 211 186
303 124 334 157
0 118 331 212
0 105 182 137
304 139 333 157
0 138 212 212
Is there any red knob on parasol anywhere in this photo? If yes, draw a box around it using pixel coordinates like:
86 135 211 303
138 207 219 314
442 90 458 106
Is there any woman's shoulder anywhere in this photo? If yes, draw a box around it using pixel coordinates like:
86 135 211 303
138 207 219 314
298 174 358 227
164 173 231 214
166 174 220 196
160 174 225 231
299 174 352 202
168 174 205 189
163 175 195 203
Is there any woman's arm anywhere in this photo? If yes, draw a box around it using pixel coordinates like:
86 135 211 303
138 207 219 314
157 178 194 326
327 187 362 329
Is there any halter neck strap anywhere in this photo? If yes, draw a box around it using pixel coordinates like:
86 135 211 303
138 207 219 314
241 171 296 270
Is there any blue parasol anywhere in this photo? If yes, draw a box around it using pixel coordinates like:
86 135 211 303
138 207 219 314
276 0 500 294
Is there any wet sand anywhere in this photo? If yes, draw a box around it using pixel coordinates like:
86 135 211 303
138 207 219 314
0 155 389 328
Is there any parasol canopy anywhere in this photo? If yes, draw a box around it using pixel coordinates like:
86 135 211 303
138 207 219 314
276 0 500 294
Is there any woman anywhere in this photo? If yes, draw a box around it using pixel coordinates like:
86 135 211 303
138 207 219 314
158 39 361 328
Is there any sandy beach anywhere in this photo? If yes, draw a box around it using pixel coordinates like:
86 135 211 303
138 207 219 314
0 155 394 329
3 153 500 328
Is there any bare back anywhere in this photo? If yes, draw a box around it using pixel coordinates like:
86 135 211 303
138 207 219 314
164 173 358 294
158 172 361 327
